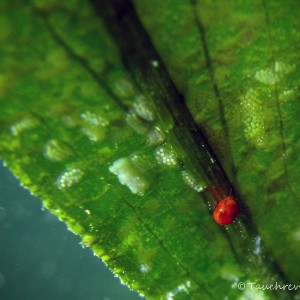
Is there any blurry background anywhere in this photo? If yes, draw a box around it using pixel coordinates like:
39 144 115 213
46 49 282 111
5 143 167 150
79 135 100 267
0 161 142 300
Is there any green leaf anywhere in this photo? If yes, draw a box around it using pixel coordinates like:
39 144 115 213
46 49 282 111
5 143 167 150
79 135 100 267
133 0 300 286
0 0 299 299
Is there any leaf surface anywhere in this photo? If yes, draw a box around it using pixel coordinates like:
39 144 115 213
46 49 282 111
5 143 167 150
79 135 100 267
0 0 299 299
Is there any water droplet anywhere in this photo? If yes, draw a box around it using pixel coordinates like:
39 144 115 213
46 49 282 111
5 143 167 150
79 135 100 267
151 60 159 68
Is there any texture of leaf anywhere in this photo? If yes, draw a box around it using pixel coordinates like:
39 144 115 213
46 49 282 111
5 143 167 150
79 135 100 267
134 0 300 284
0 0 299 299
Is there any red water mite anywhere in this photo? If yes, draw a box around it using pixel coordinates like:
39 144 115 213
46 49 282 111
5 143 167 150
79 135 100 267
213 197 239 225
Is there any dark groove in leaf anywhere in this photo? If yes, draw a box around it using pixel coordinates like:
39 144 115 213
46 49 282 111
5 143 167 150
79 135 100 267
188 1 248 267
190 0 237 182
91 0 292 294
91 0 235 204
90 0 250 222
190 0 228 137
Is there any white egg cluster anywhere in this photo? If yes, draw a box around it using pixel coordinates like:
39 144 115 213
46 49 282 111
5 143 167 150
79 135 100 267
125 110 149 134
114 78 135 98
166 281 191 300
255 61 294 85
10 118 38 136
279 89 295 102
44 139 70 162
133 95 155 121
253 235 261 256
147 126 165 145
240 89 265 147
81 111 109 142
125 94 156 135
139 263 151 273
109 157 148 196
81 111 109 127
181 171 206 192
56 167 84 189
154 145 177 166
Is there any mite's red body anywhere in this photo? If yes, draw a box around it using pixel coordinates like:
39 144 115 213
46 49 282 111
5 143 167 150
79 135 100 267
213 196 239 225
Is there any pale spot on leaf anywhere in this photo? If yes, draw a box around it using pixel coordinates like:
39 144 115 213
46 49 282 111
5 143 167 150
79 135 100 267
155 145 177 166
56 167 84 189
147 126 165 145
109 157 148 195
255 61 294 85
81 111 109 142
181 170 206 192
44 139 70 162
240 89 265 147
166 281 191 300
133 95 155 121
10 118 38 136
